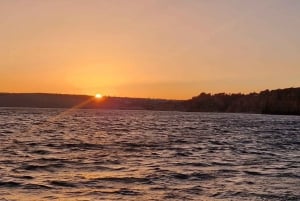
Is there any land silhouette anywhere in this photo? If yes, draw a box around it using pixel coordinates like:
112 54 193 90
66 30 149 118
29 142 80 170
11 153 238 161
0 87 299 115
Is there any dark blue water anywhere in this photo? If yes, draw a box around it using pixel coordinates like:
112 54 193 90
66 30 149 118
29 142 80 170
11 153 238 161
0 108 299 200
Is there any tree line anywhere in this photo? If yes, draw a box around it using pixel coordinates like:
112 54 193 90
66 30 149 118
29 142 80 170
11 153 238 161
0 87 299 115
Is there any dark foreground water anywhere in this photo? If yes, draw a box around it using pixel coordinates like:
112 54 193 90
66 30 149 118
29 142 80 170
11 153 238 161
0 108 299 201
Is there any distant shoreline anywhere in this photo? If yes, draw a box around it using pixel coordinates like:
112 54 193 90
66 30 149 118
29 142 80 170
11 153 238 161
0 87 299 115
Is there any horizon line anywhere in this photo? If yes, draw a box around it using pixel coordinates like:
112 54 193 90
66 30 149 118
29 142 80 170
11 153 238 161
0 86 298 101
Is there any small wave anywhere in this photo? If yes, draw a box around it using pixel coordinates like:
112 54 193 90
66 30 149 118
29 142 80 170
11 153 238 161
60 142 104 150
49 180 77 187
114 188 141 196
1 130 14 134
91 176 151 184
276 172 300 179
211 161 236 166
174 162 210 167
183 186 203 195
191 172 215 180
30 149 51 155
23 184 52 189
171 172 215 180
243 170 266 176
17 163 65 172
0 181 21 188
173 151 192 157
172 173 190 180
12 175 34 180
248 192 300 201
212 191 247 199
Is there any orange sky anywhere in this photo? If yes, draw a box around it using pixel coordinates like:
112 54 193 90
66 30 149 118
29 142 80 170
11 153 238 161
1 0 299 99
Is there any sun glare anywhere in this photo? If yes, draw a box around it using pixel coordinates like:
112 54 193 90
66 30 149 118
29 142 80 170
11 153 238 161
95 93 103 99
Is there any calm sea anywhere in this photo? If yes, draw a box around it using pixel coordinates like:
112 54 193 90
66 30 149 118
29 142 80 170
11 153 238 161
0 108 299 201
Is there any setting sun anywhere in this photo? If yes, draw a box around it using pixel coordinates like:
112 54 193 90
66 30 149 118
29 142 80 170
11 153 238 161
95 93 102 99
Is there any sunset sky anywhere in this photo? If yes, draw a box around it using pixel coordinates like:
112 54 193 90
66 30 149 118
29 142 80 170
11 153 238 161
0 0 299 99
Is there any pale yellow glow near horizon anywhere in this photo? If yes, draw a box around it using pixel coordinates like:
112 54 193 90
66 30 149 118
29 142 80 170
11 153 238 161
0 1 299 99
95 94 103 99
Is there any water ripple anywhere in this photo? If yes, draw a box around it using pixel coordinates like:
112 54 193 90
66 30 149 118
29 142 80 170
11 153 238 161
0 108 299 200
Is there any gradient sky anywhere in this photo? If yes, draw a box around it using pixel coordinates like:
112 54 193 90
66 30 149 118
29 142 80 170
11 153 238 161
0 0 299 99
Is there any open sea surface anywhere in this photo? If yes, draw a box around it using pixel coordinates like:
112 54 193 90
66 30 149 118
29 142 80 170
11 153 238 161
0 108 299 201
